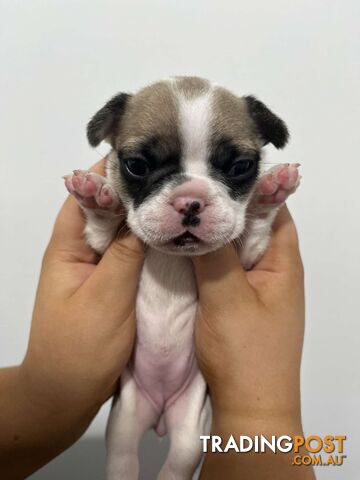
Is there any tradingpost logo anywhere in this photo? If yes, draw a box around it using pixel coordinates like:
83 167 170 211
200 435 347 467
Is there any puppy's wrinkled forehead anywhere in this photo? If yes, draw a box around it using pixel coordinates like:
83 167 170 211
114 77 259 159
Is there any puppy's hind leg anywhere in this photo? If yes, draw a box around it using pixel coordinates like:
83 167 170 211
158 370 211 480
106 368 159 480
240 163 301 270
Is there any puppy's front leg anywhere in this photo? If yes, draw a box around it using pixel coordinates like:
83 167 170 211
240 163 301 269
64 170 123 253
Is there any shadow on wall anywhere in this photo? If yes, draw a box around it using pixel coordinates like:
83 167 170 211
30 431 170 480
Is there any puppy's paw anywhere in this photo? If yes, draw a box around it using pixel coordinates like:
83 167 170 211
256 163 301 204
64 170 119 210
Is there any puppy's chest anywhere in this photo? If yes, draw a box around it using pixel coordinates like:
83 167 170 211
135 249 197 354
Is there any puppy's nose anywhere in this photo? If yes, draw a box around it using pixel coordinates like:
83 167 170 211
170 179 208 227
172 197 205 215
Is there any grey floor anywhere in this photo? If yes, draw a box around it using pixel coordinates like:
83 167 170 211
29 431 170 480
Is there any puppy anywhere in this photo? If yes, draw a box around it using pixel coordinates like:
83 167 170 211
64 77 300 479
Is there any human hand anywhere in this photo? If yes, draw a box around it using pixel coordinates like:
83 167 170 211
193 206 313 478
193 205 304 428
22 160 144 413
0 160 143 478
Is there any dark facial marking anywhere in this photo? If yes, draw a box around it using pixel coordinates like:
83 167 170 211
182 215 201 227
118 136 183 207
209 137 260 199
180 201 201 227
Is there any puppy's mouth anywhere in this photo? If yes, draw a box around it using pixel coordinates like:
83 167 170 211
151 229 224 256
173 231 200 247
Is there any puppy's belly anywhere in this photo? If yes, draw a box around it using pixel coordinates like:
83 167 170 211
129 248 198 411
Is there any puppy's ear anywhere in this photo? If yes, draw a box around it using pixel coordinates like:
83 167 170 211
245 95 289 149
87 93 131 147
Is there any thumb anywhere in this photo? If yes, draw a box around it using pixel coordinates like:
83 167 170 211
192 244 254 313
83 233 144 311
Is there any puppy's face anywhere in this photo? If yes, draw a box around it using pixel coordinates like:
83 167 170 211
88 77 288 255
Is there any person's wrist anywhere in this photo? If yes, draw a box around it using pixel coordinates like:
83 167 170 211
17 360 100 436
206 370 302 431
0 365 98 479
211 401 303 439
208 376 302 434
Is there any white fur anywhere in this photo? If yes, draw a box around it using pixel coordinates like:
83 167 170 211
177 88 213 177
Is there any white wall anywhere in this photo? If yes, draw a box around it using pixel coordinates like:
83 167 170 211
1 1 359 478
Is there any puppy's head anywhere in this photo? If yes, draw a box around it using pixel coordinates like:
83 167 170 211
87 77 289 255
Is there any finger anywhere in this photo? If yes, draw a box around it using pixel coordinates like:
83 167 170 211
45 158 111 264
81 233 144 312
192 243 254 309
46 196 96 264
253 205 303 274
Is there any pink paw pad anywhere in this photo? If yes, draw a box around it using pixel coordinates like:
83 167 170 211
257 163 301 205
63 170 117 209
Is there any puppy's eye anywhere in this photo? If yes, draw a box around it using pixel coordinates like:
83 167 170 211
225 158 255 178
124 155 150 177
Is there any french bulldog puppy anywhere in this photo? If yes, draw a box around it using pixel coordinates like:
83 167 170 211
64 77 300 480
